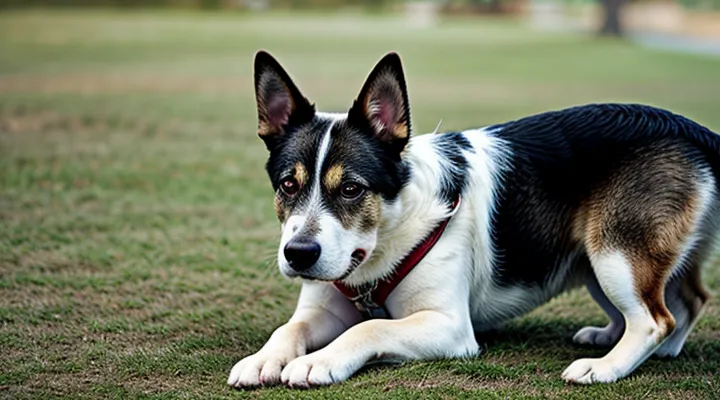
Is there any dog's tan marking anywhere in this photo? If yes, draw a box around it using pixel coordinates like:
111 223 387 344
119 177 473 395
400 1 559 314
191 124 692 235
294 162 308 186
335 192 382 232
633 190 696 332
324 164 343 192
258 121 272 137
274 193 289 223
628 254 677 339
273 163 308 224
394 121 409 140
571 203 590 246
633 157 697 330
577 199 604 255
579 144 702 333
359 193 382 232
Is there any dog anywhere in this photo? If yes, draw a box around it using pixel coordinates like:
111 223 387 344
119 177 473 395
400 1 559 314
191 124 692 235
228 50 718 388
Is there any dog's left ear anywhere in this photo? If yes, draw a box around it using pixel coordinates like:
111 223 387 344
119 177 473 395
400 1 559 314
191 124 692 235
349 52 411 154
254 51 315 149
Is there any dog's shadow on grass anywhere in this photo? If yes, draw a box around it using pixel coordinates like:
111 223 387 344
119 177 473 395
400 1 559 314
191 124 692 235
477 316 719 360
357 315 720 380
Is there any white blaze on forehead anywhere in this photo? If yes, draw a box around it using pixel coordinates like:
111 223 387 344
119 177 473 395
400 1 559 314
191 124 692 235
312 120 334 199
307 113 344 211
283 114 340 238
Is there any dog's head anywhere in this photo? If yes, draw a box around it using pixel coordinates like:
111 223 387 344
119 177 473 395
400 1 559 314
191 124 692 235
253 51 412 281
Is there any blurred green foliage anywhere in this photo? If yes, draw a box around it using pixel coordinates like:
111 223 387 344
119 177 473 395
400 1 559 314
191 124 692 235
679 0 720 10
0 0 387 10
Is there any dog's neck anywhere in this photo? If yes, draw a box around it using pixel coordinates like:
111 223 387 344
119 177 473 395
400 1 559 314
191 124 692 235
340 135 454 287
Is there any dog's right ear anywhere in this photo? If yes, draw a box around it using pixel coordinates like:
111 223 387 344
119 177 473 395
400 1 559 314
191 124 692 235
254 51 315 149
348 52 411 156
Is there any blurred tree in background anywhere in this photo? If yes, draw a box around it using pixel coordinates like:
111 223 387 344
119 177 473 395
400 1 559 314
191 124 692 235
599 0 626 36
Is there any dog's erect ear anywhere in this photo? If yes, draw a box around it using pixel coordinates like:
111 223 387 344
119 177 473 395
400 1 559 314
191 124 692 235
254 51 315 148
348 52 411 154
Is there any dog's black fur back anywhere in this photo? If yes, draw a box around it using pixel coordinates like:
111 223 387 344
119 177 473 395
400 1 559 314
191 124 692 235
485 104 720 287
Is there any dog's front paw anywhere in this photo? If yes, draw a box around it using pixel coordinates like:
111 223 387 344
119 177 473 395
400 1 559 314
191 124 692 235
227 351 294 388
280 351 358 388
561 358 621 384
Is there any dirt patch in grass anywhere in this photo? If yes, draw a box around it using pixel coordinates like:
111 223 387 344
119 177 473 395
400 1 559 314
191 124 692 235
16 249 75 272
0 106 162 136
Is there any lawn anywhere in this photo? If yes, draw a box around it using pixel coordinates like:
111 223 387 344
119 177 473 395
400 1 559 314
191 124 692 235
1 9 720 400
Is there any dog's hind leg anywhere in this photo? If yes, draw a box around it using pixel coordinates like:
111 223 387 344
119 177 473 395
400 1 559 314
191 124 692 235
562 147 715 384
572 273 625 348
562 249 677 384
655 262 710 358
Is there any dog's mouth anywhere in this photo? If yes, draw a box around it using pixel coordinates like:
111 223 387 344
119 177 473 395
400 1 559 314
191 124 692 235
336 249 367 280
351 249 367 267
286 249 367 282
291 249 368 282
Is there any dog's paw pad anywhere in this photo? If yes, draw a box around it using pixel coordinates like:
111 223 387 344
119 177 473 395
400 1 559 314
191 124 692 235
572 325 621 348
561 358 620 384
281 353 350 387
281 358 313 388
227 353 288 388
228 359 260 388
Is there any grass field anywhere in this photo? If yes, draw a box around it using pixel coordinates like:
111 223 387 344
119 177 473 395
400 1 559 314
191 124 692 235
2 10 720 399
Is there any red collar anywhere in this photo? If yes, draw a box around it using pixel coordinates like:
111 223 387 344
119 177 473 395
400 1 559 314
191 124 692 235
333 195 461 319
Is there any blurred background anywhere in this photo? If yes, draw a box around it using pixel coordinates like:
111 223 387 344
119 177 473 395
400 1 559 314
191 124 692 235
2 1 720 397
2 0 719 130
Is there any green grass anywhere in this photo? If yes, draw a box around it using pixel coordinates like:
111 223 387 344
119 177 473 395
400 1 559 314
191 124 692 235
1 9 720 399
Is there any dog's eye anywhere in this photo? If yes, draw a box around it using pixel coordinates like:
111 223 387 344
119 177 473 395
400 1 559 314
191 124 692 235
340 182 365 200
280 178 299 196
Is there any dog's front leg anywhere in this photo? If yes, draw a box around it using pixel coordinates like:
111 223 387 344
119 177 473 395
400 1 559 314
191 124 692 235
227 282 361 388
281 309 479 387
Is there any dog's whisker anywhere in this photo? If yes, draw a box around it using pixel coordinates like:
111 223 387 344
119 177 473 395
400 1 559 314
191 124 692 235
432 119 443 135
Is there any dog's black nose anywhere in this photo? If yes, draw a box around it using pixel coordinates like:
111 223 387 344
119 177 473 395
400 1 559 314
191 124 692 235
284 238 321 272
